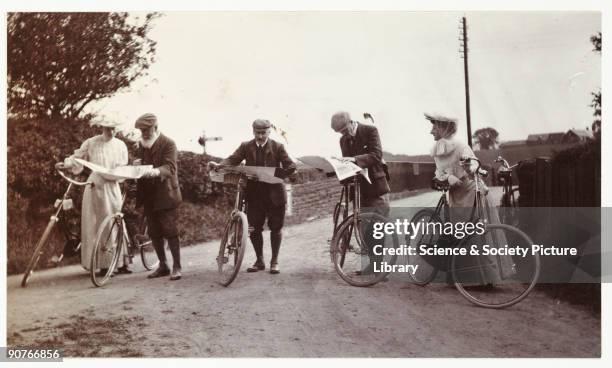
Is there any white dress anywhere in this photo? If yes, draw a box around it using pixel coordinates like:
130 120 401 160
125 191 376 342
64 135 128 270
431 137 515 281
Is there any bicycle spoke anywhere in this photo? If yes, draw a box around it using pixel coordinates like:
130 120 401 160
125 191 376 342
217 213 247 286
452 224 539 308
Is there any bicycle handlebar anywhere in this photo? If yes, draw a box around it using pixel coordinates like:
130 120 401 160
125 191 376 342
57 168 93 186
459 156 481 169
495 156 519 171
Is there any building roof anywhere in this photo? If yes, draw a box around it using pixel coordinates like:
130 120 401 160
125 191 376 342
567 129 593 139
499 139 527 147
527 132 565 142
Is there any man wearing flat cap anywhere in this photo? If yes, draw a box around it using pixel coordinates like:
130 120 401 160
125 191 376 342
331 111 391 275
135 113 183 280
209 119 296 274
330 111 390 210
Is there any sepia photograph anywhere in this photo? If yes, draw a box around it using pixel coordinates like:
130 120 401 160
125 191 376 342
3 4 606 363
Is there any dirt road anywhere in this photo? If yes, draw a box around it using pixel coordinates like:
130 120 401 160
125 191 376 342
6 190 600 357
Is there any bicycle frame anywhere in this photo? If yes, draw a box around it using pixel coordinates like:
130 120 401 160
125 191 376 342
21 169 91 287
333 176 363 234
231 175 248 215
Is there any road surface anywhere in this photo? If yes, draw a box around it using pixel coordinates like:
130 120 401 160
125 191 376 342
6 189 600 357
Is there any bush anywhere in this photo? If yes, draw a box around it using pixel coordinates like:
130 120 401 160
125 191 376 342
177 151 219 203
8 117 95 208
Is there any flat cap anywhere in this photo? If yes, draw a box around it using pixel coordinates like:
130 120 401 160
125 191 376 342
135 113 158 129
424 113 457 124
252 119 271 129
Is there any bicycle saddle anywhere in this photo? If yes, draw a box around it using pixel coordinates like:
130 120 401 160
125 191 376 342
431 178 450 191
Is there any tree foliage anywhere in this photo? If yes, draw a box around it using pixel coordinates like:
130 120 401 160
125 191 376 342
590 31 601 53
472 127 499 150
7 117 97 211
590 32 601 140
8 12 159 119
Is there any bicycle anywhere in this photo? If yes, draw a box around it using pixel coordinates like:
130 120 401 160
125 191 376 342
20 169 92 287
407 157 540 309
210 165 250 287
330 174 398 287
90 183 157 287
495 156 520 226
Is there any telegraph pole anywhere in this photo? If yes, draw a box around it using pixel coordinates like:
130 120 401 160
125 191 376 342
459 16 473 148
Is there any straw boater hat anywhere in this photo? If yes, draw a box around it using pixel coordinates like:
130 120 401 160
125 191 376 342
424 113 457 125
424 113 458 137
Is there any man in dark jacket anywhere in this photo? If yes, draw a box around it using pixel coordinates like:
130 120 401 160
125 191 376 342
331 111 390 212
209 119 296 274
331 111 390 276
135 113 183 280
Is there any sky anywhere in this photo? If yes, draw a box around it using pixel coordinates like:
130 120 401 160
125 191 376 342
88 11 601 158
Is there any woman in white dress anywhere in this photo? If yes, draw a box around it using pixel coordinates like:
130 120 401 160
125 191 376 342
55 120 129 274
426 113 515 282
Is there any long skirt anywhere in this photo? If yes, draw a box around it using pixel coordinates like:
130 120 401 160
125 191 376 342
80 173 125 270
448 178 516 283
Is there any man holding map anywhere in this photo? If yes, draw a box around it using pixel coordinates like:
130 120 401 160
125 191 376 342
134 113 184 281
209 119 296 274
331 111 391 276
330 111 390 212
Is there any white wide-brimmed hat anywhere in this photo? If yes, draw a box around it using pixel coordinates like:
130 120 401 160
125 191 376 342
90 119 123 128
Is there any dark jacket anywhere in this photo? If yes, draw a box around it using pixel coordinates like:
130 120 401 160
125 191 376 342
136 133 182 211
221 139 296 207
339 123 390 198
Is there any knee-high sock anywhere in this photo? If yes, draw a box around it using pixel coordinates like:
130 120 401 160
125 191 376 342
168 236 181 269
250 231 264 261
152 237 167 267
270 230 282 264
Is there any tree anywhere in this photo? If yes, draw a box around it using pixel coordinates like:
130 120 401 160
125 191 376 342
472 127 499 150
590 32 601 140
8 12 159 120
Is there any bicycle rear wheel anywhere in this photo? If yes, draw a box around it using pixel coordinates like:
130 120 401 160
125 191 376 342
331 212 397 287
451 224 540 308
217 211 248 287
21 220 57 287
499 188 520 226
90 214 125 287
136 220 158 271
405 209 440 286
329 201 347 262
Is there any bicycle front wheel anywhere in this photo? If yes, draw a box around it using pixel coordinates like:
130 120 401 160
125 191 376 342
217 211 248 287
21 219 57 287
451 224 540 309
90 214 125 287
331 212 397 287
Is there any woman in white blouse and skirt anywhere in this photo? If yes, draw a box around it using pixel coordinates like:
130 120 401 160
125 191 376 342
426 113 515 283
55 120 129 274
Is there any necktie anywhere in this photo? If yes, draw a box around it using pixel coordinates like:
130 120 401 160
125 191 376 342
346 136 355 154
256 145 264 166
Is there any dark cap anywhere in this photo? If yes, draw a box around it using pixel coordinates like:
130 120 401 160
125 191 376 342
252 119 271 129
135 113 158 129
